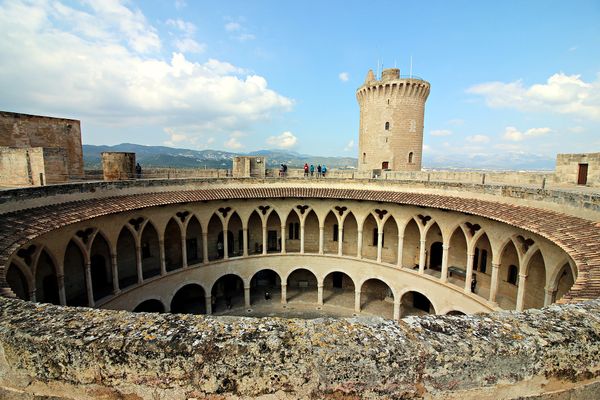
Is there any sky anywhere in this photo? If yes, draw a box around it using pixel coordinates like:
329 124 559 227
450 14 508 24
1 0 599 169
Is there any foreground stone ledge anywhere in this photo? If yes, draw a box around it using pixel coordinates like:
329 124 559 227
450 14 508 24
0 298 599 399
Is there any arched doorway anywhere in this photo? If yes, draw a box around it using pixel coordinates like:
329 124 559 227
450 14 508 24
207 214 223 260
524 250 546 309
322 271 354 308
447 227 468 288
228 212 243 256
303 211 319 253
498 240 520 310
35 249 59 304
133 299 165 313
286 268 318 303
90 233 113 301
361 214 378 261
171 284 206 314
402 218 421 269
6 263 29 300
116 227 137 289
265 211 281 253
472 233 493 298
250 269 281 306
284 210 301 253
382 216 398 264
64 240 87 306
554 263 575 302
429 242 443 271
401 291 434 317
323 211 338 255
342 213 358 257
211 274 244 313
164 219 182 271
360 278 394 319
186 215 203 265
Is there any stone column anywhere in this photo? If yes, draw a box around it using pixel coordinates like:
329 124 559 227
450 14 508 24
464 251 475 293
223 220 230 259
300 221 305 254
393 298 401 321
85 261 94 307
337 225 344 256
111 254 120 294
202 231 209 264
57 273 66 306
181 232 188 267
376 229 384 263
281 224 287 254
158 240 166 275
489 262 500 303
29 289 36 302
281 283 287 304
262 224 267 255
242 227 249 257
205 295 212 315
441 244 450 282
244 286 251 308
397 234 404 267
354 290 361 313
418 239 426 274
318 225 324 255
357 229 363 258
544 287 556 306
516 273 527 311
135 244 143 283
317 284 324 305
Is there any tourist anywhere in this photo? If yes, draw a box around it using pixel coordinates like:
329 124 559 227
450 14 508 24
135 162 142 179
317 164 322 177
471 274 477 293
310 164 314 177
322 165 327 177
304 163 309 177
264 291 271 301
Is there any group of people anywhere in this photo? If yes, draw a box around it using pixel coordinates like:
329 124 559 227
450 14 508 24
303 163 327 178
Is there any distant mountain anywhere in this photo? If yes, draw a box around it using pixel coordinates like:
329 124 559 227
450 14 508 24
83 143 358 170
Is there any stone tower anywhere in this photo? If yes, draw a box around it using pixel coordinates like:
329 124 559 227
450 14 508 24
356 68 430 172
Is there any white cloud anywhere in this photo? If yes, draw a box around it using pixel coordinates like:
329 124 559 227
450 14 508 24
466 134 490 143
174 38 205 53
174 0 187 10
502 126 551 142
339 72 349 82
447 118 464 126
166 19 196 35
225 22 241 32
569 126 585 133
468 72 600 120
266 131 297 149
430 129 452 137
237 33 255 41
224 137 243 149
343 139 354 151
0 0 292 149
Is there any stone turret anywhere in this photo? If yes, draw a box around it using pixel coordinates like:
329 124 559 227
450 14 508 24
356 68 430 172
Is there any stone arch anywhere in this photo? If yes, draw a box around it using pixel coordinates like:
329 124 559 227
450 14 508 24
304 210 319 253
207 213 223 260
35 248 60 305
171 283 206 314
284 208 301 253
116 226 138 289
6 261 31 300
342 212 358 257
523 249 546 309
381 215 399 264
133 298 165 313
445 310 466 316
250 269 282 306
553 262 575 303
359 278 394 319
89 231 113 301
185 215 203 265
402 217 421 269
425 221 443 273
322 271 355 305
361 213 378 260
497 239 520 310
164 218 182 271
447 226 468 287
471 232 493 296
247 210 263 255
63 239 87 306
323 210 338 255
400 290 435 317
228 212 243 256
265 209 281 253
286 268 318 303
211 274 244 313
139 222 160 278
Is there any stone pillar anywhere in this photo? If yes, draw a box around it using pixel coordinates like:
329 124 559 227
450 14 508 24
489 262 500 303
440 244 450 282
205 295 212 315
418 239 426 274
544 287 556 306
318 225 324 255
393 298 401 321
300 220 305 254
354 290 361 313
464 251 475 293
57 273 66 306
397 234 404 267
223 219 229 259
29 289 36 303
181 232 188 267
516 273 527 311
281 283 287 304
338 226 344 256
159 240 166 275
357 229 363 258
244 286 251 308
242 227 249 257
84 261 94 307
202 231 209 264
281 224 287 254
111 254 120 294
317 284 324 305
376 229 383 263
135 244 143 283
262 224 267 255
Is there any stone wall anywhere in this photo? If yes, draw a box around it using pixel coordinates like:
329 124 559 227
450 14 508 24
0 146 68 186
555 153 600 187
0 111 83 179
101 152 136 181
0 297 598 399
232 156 266 178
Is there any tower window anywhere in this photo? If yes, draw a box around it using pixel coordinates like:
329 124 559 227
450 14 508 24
408 152 414 163
385 121 390 130
363 152 366 163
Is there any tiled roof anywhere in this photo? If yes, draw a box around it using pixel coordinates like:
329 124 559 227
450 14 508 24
0 187 598 303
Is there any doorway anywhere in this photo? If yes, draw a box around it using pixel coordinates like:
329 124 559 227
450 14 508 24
382 161 389 170
267 230 278 251
578 163 588 185
430 242 443 270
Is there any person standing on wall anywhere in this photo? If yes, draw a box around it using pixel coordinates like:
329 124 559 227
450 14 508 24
310 164 315 177
317 164 322 178
135 162 142 179
304 163 309 177
322 165 327 178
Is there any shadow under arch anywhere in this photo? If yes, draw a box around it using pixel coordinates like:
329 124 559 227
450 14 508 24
133 298 165 313
170 283 206 314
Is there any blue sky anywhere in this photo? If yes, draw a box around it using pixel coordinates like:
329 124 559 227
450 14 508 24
1 0 599 169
